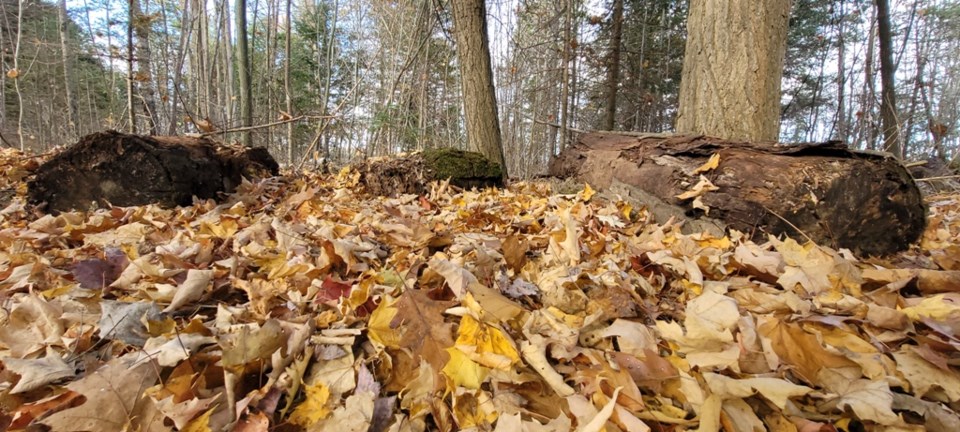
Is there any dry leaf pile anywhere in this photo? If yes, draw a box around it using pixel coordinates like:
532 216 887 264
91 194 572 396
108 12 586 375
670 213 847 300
1 147 960 431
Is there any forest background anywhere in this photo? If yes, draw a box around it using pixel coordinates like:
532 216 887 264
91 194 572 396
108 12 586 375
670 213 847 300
0 0 957 177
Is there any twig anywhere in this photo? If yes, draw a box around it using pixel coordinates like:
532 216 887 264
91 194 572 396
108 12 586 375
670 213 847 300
762 206 816 245
903 160 927 168
199 115 322 137
295 80 360 171
915 174 960 182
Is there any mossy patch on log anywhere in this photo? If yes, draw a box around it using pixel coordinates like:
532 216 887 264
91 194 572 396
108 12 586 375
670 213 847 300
355 148 503 196
423 148 503 180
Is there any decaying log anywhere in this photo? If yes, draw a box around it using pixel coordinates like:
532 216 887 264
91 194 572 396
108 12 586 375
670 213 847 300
549 133 926 256
28 130 279 212
355 148 503 196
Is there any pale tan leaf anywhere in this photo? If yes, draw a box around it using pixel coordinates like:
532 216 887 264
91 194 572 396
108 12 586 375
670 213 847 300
4 351 75 393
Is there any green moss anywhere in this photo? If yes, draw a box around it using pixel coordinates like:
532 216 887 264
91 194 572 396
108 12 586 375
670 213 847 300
422 148 503 180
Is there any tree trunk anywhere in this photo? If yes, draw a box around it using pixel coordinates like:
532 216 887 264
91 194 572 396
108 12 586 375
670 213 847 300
284 0 293 164
558 0 573 152
549 133 926 257
876 0 902 158
675 0 791 141
236 0 253 147
450 0 507 178
58 0 78 140
602 0 623 131
131 0 158 134
126 0 136 133
835 1 847 142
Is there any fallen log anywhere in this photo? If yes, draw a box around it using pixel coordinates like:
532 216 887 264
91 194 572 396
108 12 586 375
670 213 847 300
548 133 926 256
28 130 279 212
354 147 503 196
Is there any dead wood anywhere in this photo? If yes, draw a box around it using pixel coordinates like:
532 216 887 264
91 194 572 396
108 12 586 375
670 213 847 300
27 130 279 212
549 133 926 256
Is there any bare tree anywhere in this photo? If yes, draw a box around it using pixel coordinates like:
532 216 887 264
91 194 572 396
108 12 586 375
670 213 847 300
58 0 78 139
875 0 902 158
450 0 507 176
284 0 293 163
602 0 623 131
236 0 253 146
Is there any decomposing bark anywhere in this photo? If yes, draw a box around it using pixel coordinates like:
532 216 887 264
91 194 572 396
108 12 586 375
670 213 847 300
549 133 926 256
28 130 279 212
354 147 503 196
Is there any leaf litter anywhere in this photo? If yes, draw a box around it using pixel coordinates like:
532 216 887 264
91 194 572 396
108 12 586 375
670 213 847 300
1 147 960 431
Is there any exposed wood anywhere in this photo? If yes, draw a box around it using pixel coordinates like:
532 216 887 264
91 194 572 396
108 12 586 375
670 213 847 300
549 133 926 256
27 131 279 212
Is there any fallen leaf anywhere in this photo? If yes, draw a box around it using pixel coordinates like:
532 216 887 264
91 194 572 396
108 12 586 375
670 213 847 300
3 350 74 393
163 269 215 312
40 356 168 432
288 382 332 427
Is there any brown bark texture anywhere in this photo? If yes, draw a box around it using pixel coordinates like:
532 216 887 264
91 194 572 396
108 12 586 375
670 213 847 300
675 0 791 141
875 0 902 158
28 131 279 212
603 0 624 131
450 0 508 177
549 133 926 256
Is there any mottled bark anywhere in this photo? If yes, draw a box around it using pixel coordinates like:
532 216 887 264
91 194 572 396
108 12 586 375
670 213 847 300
58 0 78 139
236 0 253 146
676 0 791 141
450 0 507 177
603 0 623 131
876 0 902 158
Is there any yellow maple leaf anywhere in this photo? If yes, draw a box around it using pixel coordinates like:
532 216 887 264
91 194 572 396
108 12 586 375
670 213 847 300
453 314 520 370
367 296 401 348
199 217 238 238
443 347 488 389
288 383 332 426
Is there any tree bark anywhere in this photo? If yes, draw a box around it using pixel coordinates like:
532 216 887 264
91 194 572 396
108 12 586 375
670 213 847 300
284 0 293 164
58 0 78 140
126 0 136 133
602 0 623 131
876 0 902 158
559 0 573 152
549 133 926 256
236 0 253 147
131 0 159 134
675 0 791 141
450 0 508 178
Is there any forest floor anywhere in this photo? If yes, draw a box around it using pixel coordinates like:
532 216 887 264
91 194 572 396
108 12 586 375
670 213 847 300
0 147 959 432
